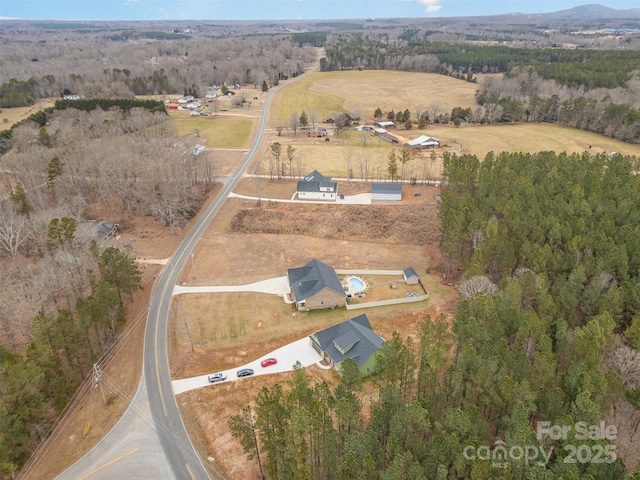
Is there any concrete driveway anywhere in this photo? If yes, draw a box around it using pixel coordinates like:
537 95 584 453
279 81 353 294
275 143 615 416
172 276 291 297
172 337 328 395
228 191 372 205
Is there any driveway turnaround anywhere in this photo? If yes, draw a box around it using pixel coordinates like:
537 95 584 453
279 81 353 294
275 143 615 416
172 337 328 395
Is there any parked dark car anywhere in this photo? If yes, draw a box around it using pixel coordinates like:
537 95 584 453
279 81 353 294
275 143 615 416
237 368 254 378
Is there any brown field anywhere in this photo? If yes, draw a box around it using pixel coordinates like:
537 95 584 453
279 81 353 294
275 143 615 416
270 70 480 124
0 98 56 127
426 122 640 158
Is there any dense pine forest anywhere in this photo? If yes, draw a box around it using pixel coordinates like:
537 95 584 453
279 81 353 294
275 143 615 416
231 151 640 479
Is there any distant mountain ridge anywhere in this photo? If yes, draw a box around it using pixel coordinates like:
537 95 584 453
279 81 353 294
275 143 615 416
530 3 640 19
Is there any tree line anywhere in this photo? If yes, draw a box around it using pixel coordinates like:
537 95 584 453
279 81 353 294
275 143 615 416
320 37 640 91
0 33 316 107
230 150 640 479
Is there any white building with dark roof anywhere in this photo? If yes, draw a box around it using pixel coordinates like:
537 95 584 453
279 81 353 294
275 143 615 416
403 267 419 285
296 170 338 201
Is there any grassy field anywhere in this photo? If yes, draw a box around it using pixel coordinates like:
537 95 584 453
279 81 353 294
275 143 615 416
426 122 640 158
170 112 257 148
269 70 480 125
0 98 56 127
261 70 640 180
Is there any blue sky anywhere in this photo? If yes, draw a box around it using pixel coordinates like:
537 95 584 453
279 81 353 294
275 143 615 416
1 0 638 21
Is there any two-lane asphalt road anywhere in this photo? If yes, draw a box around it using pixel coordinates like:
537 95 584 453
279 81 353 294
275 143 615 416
55 56 320 480
143 83 277 479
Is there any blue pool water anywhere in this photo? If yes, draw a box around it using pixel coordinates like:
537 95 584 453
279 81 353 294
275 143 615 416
348 277 365 291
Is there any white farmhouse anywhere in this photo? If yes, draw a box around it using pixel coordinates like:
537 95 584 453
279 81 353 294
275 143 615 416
297 170 338 201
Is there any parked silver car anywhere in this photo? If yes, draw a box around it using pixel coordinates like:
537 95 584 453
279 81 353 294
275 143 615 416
208 372 227 383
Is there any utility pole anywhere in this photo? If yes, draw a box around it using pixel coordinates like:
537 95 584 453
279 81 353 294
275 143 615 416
190 252 196 279
93 364 106 404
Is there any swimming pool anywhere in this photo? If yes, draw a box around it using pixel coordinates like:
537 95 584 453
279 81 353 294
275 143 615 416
344 276 368 296
348 277 365 291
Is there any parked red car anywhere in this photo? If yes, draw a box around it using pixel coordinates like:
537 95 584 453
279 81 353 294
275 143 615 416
260 357 278 367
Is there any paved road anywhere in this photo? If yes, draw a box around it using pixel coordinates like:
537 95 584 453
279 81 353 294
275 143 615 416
56 58 319 480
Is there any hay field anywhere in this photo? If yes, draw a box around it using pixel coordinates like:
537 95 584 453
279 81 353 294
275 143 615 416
423 123 640 158
0 98 56 127
264 70 640 180
270 70 480 125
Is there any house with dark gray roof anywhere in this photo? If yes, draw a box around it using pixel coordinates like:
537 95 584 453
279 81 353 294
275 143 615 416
287 258 346 311
371 183 402 201
296 170 338 201
309 314 385 376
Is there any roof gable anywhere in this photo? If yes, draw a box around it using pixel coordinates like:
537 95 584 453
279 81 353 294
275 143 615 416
403 267 418 277
287 259 345 301
313 314 385 367
304 170 331 183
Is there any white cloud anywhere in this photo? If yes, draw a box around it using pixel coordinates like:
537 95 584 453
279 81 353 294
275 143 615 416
416 0 443 13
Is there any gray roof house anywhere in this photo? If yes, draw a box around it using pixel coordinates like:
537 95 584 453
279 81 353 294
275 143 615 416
309 314 385 376
287 259 346 311
297 170 338 201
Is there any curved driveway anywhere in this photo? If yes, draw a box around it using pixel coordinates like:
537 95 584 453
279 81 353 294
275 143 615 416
57 59 320 479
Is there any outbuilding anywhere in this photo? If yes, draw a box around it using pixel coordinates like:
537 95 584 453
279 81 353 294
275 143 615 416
403 267 420 285
371 183 402 201
405 135 441 149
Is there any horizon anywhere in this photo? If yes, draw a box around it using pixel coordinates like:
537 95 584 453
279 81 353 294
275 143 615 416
1 1 639 22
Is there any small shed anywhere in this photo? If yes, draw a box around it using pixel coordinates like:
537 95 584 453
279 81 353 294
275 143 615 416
371 183 402 201
403 267 419 285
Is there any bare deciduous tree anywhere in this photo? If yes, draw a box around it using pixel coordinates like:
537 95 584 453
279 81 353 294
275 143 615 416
0 204 32 258
289 111 299 137
457 276 499 299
